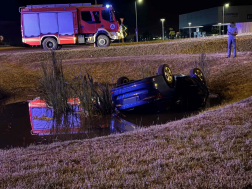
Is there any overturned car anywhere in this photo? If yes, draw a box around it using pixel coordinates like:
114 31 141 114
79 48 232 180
111 64 209 113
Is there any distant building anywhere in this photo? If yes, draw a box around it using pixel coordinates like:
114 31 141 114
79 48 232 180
179 5 252 37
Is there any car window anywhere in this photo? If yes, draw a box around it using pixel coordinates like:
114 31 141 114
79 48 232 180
101 10 114 22
81 11 93 22
93 11 101 23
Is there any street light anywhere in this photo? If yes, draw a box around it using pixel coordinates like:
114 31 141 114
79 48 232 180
218 23 222 35
160 19 165 40
223 3 229 35
188 22 191 38
135 0 143 42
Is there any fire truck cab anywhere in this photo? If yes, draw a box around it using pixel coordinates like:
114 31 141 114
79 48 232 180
20 3 123 50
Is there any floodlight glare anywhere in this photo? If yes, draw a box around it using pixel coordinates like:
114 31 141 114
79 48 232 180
106 4 110 8
225 3 229 7
138 0 143 3
161 19 165 22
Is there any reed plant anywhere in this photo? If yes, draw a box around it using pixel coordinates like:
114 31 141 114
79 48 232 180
38 51 72 115
194 53 211 85
70 73 114 117
38 51 114 117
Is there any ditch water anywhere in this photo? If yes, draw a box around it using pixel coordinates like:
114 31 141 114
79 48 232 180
0 94 221 149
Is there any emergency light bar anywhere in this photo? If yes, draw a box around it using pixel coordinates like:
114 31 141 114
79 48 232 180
25 3 92 9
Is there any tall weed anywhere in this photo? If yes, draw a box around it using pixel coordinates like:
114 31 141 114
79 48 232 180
71 73 114 116
38 51 72 115
38 51 114 117
194 53 211 85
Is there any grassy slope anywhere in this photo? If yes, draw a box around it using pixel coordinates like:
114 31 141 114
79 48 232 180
0 52 252 104
0 97 251 188
0 35 252 188
0 35 252 65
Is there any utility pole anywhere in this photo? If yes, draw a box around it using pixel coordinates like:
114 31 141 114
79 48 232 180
160 19 165 40
135 0 143 42
223 3 229 34
188 22 191 38
135 1 138 42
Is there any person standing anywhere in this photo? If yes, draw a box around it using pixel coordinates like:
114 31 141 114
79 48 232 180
227 22 238 58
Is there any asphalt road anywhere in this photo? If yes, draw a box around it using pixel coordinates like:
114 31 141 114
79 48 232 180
0 44 93 54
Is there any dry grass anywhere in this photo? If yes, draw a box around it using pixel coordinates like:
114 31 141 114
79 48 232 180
0 96 251 188
0 36 252 188
1 51 252 105
0 35 252 66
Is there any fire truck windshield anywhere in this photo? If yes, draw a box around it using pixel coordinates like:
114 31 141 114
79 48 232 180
101 10 114 22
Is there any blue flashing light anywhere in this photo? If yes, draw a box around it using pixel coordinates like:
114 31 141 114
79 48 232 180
106 4 110 8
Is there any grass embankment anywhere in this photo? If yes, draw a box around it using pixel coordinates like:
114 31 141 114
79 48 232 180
0 36 251 187
0 96 251 188
0 35 252 65
0 51 252 104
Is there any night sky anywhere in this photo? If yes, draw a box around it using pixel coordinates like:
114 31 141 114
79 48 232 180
1 0 252 36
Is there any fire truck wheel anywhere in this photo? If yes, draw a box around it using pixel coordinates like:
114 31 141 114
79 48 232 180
42 38 58 50
96 35 110 47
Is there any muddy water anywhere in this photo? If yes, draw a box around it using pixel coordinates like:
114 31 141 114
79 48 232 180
0 95 221 149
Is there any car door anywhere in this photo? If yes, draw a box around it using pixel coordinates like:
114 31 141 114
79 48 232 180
100 9 118 32
92 11 101 32
78 10 96 34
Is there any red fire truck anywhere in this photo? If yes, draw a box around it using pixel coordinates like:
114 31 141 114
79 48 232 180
19 3 123 50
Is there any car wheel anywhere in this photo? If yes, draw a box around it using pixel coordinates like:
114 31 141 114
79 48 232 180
157 64 174 88
96 35 110 47
190 68 206 85
42 38 58 50
117 77 130 86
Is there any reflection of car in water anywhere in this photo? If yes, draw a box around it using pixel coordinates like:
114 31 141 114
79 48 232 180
28 98 138 136
28 98 82 135
111 64 209 113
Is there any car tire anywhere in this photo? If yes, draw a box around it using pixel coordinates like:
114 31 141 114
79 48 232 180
157 64 174 88
96 35 110 47
117 77 130 86
42 38 58 51
189 68 206 85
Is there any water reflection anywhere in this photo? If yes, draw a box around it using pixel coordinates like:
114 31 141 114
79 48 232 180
28 98 138 137
0 95 221 149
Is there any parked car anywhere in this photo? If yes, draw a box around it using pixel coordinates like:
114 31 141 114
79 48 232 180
111 64 209 113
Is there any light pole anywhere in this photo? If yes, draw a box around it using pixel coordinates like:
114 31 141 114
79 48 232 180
188 22 191 38
218 23 222 35
161 19 165 40
95 0 97 5
223 3 229 35
135 0 143 42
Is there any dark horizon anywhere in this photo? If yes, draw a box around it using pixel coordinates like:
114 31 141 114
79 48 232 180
1 0 252 36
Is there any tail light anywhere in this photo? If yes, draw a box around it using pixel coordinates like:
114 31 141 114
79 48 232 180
156 93 162 99
143 93 162 101
145 81 154 84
